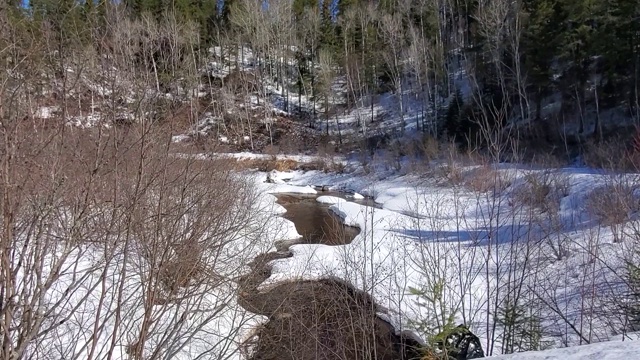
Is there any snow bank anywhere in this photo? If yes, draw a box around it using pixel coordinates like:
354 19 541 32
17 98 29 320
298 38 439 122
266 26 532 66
490 339 640 360
267 170 295 184
316 196 346 205
254 166 640 355
352 192 365 200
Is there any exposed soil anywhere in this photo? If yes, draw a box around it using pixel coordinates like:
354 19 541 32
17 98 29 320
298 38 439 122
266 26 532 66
237 193 422 360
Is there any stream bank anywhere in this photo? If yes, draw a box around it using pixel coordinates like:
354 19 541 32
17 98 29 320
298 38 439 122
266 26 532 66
238 192 421 360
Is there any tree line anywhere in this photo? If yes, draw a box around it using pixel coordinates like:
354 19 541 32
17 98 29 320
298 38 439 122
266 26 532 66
4 0 640 151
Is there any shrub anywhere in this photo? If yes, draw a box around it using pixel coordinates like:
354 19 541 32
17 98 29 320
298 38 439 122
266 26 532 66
585 182 638 242
512 171 570 212
463 166 511 194
234 158 299 172
583 137 639 172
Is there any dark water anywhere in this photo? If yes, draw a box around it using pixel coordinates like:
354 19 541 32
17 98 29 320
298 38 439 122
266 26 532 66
274 193 360 245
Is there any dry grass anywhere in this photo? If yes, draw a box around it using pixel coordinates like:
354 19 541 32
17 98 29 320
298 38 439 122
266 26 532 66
272 159 299 171
233 156 347 174
583 137 640 172
234 158 300 172
586 183 639 242
463 166 511 193
512 172 570 212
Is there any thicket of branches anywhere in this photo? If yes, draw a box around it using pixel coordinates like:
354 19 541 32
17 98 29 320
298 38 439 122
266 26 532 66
3 1 640 359
10 0 638 154
0 5 275 360
132 0 640 148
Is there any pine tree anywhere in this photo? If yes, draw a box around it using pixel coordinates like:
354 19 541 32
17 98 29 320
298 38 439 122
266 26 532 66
558 0 600 131
596 0 640 107
336 0 360 17
319 0 337 52
445 89 464 140
522 0 566 120
293 0 317 19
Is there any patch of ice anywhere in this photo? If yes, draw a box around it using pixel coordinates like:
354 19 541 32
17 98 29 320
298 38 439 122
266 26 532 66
316 196 346 205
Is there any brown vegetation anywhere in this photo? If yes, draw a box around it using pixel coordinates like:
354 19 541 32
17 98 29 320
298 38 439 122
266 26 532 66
463 166 511 194
512 172 570 212
586 182 639 242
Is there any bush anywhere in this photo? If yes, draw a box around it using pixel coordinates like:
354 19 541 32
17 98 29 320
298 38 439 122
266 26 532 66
585 182 638 242
421 325 485 360
435 162 464 187
512 171 570 213
583 137 639 172
463 166 511 194
235 158 299 172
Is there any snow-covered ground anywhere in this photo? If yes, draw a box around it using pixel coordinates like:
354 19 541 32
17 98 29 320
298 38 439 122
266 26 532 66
252 164 640 358
11 172 314 360
15 152 640 359
490 338 640 359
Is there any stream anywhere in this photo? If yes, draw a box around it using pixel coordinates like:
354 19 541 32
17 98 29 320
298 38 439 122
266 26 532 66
237 192 421 360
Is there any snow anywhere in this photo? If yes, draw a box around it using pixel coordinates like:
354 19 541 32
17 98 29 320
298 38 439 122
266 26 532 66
250 165 640 356
35 106 59 119
17 155 640 359
267 170 295 184
489 339 640 360
316 196 346 205
18 114 640 358
176 152 346 167
172 134 191 143
265 183 317 195
11 172 312 360
66 113 106 128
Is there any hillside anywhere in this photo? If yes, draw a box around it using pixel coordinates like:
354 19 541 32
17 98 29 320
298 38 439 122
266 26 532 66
2 0 640 359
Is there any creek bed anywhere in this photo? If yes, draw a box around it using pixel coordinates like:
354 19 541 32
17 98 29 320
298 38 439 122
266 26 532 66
274 192 361 245
237 192 421 360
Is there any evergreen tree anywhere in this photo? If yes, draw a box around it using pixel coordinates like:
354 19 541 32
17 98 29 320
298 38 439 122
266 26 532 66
596 0 640 106
336 0 359 17
522 0 566 120
445 89 464 140
293 0 317 19
319 0 337 52
558 0 600 128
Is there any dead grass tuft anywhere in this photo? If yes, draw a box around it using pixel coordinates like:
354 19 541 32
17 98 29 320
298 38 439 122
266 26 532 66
234 156 347 174
583 137 640 172
234 158 299 172
435 162 464 187
463 166 511 193
273 159 299 171
586 183 639 242
512 171 570 212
